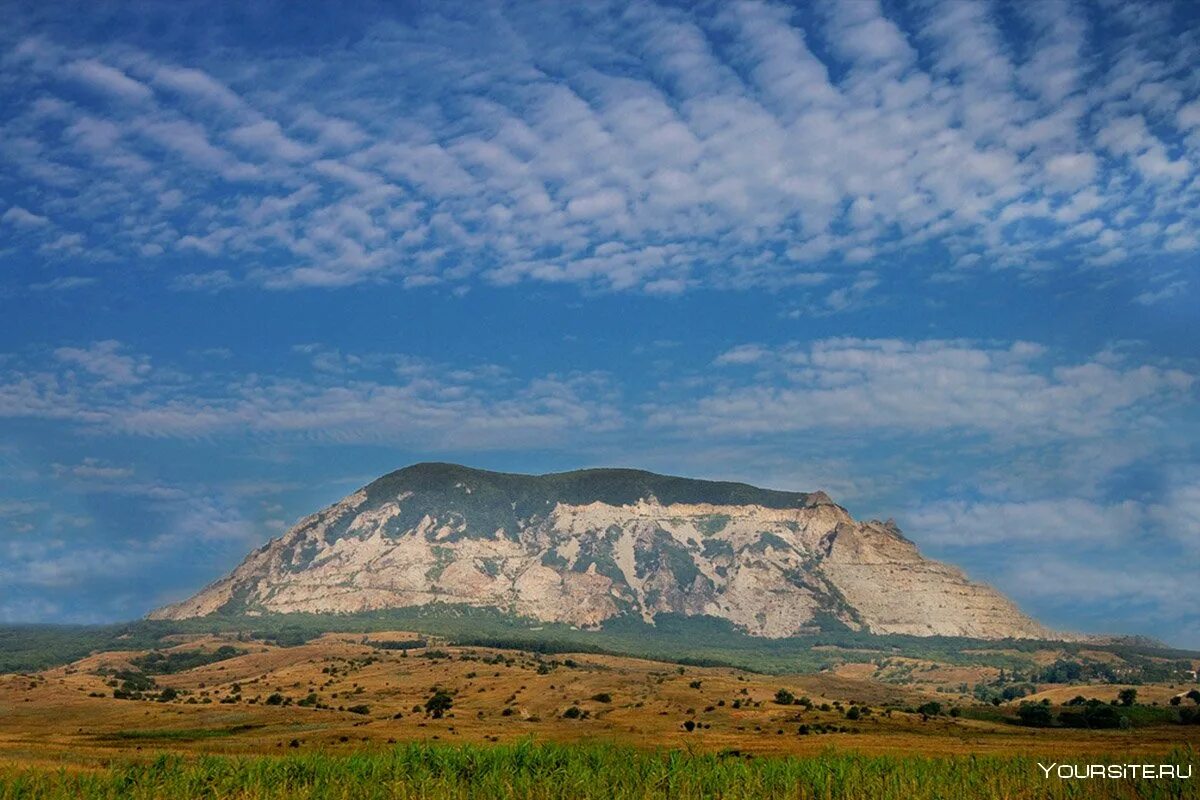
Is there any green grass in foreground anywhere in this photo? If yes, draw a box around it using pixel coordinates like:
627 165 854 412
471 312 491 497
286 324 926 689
0 742 1195 800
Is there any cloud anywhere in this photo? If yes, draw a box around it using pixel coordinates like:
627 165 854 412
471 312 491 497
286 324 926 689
903 497 1145 546
3 342 622 450
52 458 134 480
52 340 150 385
713 344 769 366
2 206 50 228
1004 560 1200 626
0 1 1195 294
63 59 153 103
653 338 1194 440
1134 279 1187 305
30 275 97 291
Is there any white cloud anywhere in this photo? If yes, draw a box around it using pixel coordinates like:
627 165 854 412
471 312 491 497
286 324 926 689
2 206 50 228
30 275 97 291
2 343 623 450
656 338 1194 440
903 497 1145 546
0 1 1195 293
63 59 153 103
53 340 150 385
713 344 769 366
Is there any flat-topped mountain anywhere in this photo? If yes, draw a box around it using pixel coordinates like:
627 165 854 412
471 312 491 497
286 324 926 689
151 463 1054 639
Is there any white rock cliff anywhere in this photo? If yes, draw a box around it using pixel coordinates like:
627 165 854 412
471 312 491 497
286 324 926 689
151 463 1053 640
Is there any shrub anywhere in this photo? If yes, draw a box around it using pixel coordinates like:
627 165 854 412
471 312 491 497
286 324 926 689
347 704 370 715
425 690 454 719
590 693 612 703
1118 689 1137 707
1059 703 1122 729
1016 702 1052 727
916 701 942 717
774 689 795 705
561 706 582 719
265 693 285 706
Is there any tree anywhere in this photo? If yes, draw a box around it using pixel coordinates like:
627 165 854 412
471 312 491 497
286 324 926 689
425 690 453 719
774 688 795 706
1017 702 1053 727
1118 688 1137 707
917 701 942 717
845 706 861 721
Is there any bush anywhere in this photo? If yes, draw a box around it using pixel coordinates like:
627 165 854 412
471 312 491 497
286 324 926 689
774 689 795 705
916 701 942 717
590 693 612 703
425 690 454 719
562 706 583 719
347 704 370 715
265 693 285 706
845 707 861 721
1118 688 1137 707
1059 702 1122 729
1016 702 1052 727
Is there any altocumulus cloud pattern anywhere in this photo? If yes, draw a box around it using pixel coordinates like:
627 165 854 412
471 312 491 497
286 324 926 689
2 0 1198 297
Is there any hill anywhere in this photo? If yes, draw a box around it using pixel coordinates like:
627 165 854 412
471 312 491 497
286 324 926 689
152 463 1056 640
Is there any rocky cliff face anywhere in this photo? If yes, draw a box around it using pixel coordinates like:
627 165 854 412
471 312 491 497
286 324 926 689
151 463 1053 639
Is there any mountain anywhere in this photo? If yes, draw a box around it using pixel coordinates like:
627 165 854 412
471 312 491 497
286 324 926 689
151 463 1054 640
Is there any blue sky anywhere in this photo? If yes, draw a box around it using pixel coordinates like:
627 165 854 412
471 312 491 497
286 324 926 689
1 0 1198 646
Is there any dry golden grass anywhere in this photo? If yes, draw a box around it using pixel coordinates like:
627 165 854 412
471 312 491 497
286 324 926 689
0 631 1196 773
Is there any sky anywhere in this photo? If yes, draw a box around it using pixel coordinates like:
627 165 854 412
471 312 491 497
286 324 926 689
1 0 1198 646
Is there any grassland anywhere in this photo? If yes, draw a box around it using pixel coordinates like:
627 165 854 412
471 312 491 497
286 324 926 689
2 742 1196 800
0 627 1196 798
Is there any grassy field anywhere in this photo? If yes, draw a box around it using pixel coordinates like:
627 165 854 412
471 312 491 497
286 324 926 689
1 741 1197 800
1 629 1196 798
